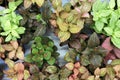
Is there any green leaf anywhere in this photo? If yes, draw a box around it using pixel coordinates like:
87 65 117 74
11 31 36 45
117 0 120 8
88 32 100 48
111 59 120 66
109 0 115 9
2 20 11 31
25 54 33 63
99 18 108 24
92 0 108 12
109 12 118 29
47 57 55 65
0 31 11 36
99 10 111 17
32 48 39 54
104 27 113 36
11 30 20 38
12 24 18 30
36 14 42 21
5 34 12 42
16 27 25 34
34 37 42 42
44 51 51 60
32 55 43 62
111 36 120 48
48 41 54 47
8 2 17 11
114 31 120 38
116 20 120 28
95 21 104 32
2 9 11 14
46 47 53 52
45 66 57 74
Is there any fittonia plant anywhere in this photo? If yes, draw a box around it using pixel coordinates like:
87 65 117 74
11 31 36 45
92 0 120 48
25 36 59 67
0 1 25 42
50 0 93 42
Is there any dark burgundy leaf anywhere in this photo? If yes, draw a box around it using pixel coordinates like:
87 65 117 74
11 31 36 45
113 47 120 58
88 32 100 48
104 53 116 64
69 39 81 51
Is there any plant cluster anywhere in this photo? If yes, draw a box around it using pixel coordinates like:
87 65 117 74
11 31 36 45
25 36 59 67
0 1 25 42
49 0 93 42
24 0 45 9
92 0 120 48
0 37 24 60
4 58 30 80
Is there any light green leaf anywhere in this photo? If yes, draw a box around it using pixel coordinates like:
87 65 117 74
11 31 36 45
109 0 115 9
16 27 25 34
114 31 120 38
95 21 104 32
109 12 118 29
5 34 12 42
92 0 108 12
99 10 111 17
11 30 20 38
116 20 120 28
12 24 18 30
104 27 113 36
2 20 11 31
8 2 17 11
117 0 120 8
99 18 108 24
2 9 11 14
0 31 11 36
111 36 120 48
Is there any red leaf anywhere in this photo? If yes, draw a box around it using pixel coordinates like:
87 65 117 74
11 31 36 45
102 37 113 53
114 47 120 58
104 53 116 64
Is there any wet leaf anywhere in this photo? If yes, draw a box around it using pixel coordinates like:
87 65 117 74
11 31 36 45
88 32 100 48
58 31 70 42
45 66 57 74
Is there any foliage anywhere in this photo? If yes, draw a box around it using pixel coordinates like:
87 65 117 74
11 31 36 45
0 38 24 60
0 1 25 42
25 36 59 67
92 0 120 48
49 0 93 42
24 0 45 9
4 59 30 80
